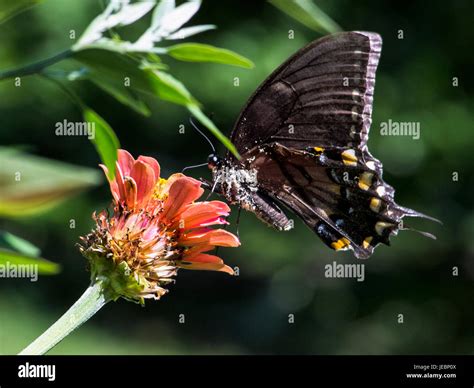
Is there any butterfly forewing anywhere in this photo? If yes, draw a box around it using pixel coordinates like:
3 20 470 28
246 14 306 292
229 31 381 155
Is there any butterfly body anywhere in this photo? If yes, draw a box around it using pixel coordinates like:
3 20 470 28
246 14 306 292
205 31 439 259
209 152 294 231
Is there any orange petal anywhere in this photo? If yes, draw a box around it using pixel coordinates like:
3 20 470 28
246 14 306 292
183 253 224 264
179 228 240 247
175 201 230 229
138 155 160 181
161 173 202 195
123 176 137 208
162 176 204 221
130 160 156 207
160 173 184 193
117 149 135 176
185 244 215 256
100 164 120 203
177 259 234 275
114 161 128 202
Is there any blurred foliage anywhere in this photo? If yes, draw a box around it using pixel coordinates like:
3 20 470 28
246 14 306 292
0 231 60 273
0 230 41 256
0 0 43 24
269 0 340 34
0 147 101 217
83 108 120 180
0 0 253 170
0 249 60 275
0 0 473 355
165 43 254 68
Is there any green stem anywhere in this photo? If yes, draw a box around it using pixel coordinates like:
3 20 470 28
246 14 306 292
0 49 73 81
19 281 109 355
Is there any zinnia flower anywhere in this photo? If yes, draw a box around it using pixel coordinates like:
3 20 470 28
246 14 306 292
79 149 240 303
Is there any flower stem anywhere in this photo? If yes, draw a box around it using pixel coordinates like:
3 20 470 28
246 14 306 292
0 49 73 81
19 281 109 355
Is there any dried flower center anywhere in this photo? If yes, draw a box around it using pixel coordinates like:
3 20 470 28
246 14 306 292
79 204 183 302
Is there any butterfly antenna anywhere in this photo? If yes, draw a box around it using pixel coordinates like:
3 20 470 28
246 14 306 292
180 118 217 172
182 162 208 173
189 117 216 153
235 207 242 239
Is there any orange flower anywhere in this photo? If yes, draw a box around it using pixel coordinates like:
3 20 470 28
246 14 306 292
80 150 240 302
100 149 160 210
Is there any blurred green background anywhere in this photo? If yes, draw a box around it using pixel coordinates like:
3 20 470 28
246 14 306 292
0 0 473 354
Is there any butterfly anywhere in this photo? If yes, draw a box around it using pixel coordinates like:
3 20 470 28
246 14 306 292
202 31 439 259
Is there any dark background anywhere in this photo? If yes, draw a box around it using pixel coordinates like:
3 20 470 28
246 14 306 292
0 0 473 354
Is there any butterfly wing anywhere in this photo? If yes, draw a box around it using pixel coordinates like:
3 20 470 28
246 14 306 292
229 31 381 156
222 31 438 258
245 143 436 259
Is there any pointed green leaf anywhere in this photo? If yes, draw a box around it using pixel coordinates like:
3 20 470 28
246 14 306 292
0 0 43 25
187 104 240 159
269 0 341 34
0 231 40 257
0 148 101 218
74 49 194 106
83 109 120 180
74 50 238 157
74 50 153 115
0 249 60 275
86 74 151 116
144 68 197 106
166 43 254 68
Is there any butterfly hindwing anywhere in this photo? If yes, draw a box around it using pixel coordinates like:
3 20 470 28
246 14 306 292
244 143 432 258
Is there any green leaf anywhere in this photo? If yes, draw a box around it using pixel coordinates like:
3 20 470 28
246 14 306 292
0 249 60 275
0 231 40 257
86 74 151 116
74 50 237 157
74 50 195 106
83 109 120 180
187 104 240 159
0 147 101 218
74 50 151 92
166 43 254 68
0 0 43 24
269 0 341 34
144 68 197 106
71 51 151 116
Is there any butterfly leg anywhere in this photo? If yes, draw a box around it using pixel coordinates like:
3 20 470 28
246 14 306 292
199 177 222 200
199 177 212 190
235 207 242 238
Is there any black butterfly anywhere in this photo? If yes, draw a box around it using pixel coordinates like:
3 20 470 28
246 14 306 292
203 31 439 259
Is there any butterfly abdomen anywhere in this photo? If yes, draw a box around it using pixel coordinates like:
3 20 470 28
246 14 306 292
212 162 294 231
